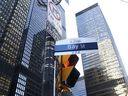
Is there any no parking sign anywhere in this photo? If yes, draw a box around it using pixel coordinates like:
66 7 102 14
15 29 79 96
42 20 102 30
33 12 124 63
47 0 62 40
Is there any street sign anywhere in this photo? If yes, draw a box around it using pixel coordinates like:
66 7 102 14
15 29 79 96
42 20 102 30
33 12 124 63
55 38 98 55
47 0 62 40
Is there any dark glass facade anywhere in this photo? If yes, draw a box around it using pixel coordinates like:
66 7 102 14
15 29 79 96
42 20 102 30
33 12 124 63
0 0 66 96
9 0 47 95
0 0 31 95
22 31 46 96
76 3 128 96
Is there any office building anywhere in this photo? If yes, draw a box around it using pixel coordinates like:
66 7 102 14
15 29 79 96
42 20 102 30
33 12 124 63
0 0 31 95
0 0 66 96
71 76 87 96
76 3 128 96
59 5 66 39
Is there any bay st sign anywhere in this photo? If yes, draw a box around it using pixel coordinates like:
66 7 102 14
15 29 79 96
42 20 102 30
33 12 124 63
54 38 98 55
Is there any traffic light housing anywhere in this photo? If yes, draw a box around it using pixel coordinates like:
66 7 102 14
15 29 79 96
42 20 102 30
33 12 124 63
57 54 80 90
62 66 80 88
61 55 79 68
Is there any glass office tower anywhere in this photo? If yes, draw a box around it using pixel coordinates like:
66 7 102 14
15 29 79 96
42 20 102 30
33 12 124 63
76 3 128 96
9 0 47 95
0 0 31 95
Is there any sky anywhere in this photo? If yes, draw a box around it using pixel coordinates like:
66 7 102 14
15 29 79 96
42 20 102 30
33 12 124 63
61 0 128 76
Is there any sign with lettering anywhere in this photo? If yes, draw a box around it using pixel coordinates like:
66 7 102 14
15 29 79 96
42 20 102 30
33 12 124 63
54 38 98 55
47 0 62 40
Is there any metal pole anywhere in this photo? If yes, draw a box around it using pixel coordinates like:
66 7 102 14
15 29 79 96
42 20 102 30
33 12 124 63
43 31 55 96
54 60 56 96
38 0 62 95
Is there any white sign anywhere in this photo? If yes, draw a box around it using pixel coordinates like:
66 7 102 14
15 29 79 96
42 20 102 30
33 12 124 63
47 0 62 39
54 38 98 55
55 37 97 45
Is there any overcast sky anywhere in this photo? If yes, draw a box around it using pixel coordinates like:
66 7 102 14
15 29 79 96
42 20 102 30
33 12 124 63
61 0 128 76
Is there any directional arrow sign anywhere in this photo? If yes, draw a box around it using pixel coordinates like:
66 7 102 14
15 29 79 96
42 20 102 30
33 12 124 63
54 38 98 55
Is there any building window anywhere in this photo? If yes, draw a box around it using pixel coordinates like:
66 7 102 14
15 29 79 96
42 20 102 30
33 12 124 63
15 74 27 96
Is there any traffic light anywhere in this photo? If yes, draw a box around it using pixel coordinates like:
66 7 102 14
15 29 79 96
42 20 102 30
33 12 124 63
61 55 79 68
58 55 80 88
61 66 80 88
57 54 80 91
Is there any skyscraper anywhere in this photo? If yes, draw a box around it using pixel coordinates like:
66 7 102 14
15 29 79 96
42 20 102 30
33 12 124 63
76 3 128 96
0 0 31 95
0 0 66 95
9 0 47 95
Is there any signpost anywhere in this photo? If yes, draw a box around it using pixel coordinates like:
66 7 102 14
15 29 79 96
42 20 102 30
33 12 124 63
55 38 98 55
43 0 63 96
